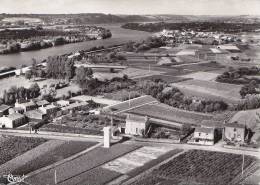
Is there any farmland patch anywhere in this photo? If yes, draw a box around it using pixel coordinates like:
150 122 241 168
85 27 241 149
129 150 256 185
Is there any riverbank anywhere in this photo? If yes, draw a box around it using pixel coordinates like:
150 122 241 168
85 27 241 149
0 25 151 68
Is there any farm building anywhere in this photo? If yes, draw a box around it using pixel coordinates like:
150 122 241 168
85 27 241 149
61 101 88 114
224 122 246 143
217 45 240 53
0 104 10 116
125 114 149 136
0 113 27 128
35 100 49 107
195 49 217 61
25 110 46 121
103 96 214 136
39 104 59 116
55 100 70 107
8 107 24 114
103 95 158 114
71 95 121 106
188 127 215 145
15 101 37 112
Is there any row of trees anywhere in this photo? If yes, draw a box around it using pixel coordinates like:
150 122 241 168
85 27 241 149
0 83 40 105
138 80 228 113
123 36 166 52
46 56 75 80
216 66 260 85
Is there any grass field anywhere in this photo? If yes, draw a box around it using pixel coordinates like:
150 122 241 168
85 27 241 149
130 150 256 185
172 79 242 103
0 135 46 167
26 143 140 185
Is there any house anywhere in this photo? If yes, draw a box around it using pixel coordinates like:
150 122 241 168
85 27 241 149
195 49 216 61
125 114 149 136
217 45 240 53
25 110 46 121
35 100 49 107
0 104 10 116
55 100 70 107
188 127 215 145
61 102 88 114
15 101 37 112
0 113 27 128
8 107 24 114
224 122 246 143
39 104 59 116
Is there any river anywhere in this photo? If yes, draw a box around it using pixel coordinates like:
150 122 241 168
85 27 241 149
0 24 151 68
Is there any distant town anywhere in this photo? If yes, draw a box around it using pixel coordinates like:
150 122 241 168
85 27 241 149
0 13 259 185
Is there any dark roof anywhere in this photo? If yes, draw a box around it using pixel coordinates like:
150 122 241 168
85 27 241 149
36 100 49 106
0 104 10 112
225 122 245 129
201 120 224 128
104 95 158 114
195 127 215 134
126 114 148 123
25 110 46 117
127 103 213 125
8 113 25 120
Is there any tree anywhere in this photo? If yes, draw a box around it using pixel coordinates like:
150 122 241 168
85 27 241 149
25 70 33 80
75 67 93 88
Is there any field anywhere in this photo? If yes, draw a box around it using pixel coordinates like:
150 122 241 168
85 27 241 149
0 135 46 166
130 150 256 185
0 76 80 98
179 71 220 81
172 79 242 103
0 140 65 176
12 141 96 175
26 143 140 185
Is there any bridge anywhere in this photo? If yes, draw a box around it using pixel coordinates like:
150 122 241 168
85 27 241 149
74 64 127 70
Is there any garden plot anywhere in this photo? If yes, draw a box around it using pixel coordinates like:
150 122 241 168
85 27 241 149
172 79 242 103
102 146 172 174
179 71 220 81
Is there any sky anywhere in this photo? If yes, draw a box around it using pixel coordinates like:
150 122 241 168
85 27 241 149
0 0 260 15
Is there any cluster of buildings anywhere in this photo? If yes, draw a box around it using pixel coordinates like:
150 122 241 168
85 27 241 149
0 98 88 129
156 29 240 45
102 95 248 146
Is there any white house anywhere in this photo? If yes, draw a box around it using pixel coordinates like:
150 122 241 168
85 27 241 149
125 114 149 136
188 127 215 145
0 113 27 128
15 101 37 112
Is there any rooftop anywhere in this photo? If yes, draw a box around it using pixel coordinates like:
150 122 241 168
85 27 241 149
224 122 245 129
35 100 49 106
127 103 213 125
61 102 88 111
0 104 10 112
7 113 24 120
104 95 158 114
195 127 215 134
126 114 148 123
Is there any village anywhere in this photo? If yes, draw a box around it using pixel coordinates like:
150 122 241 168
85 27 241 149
0 14 260 185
